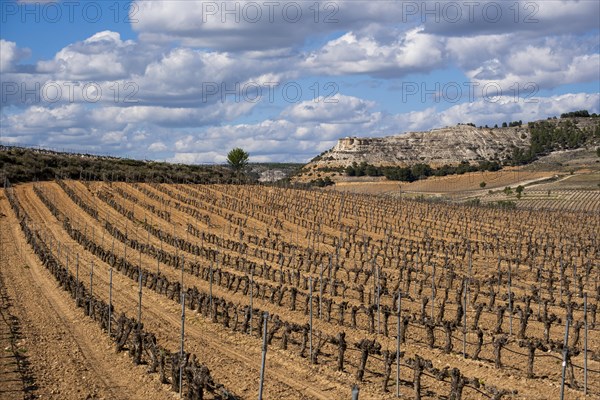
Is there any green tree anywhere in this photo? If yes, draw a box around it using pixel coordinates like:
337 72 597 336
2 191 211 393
515 185 524 199
345 164 356 176
480 181 487 188
561 110 590 118
412 163 433 179
226 148 249 172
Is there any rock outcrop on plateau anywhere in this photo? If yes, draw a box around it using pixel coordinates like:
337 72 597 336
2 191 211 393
308 125 530 169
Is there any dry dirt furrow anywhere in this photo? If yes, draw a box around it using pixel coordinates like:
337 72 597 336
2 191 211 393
12 182 598 400
33 184 393 396
25 182 491 399
59 183 548 395
104 181 597 367
36 182 442 399
0 208 33 400
43 182 600 399
1 191 176 400
14 184 358 400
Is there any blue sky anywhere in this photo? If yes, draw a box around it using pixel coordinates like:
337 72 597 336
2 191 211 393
1 0 599 163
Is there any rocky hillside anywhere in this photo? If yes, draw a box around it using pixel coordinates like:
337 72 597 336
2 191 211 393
308 125 529 170
303 118 600 173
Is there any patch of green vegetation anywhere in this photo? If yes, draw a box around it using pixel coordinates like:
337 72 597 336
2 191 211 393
345 160 501 182
500 120 523 127
560 110 596 118
515 185 524 199
309 177 335 187
0 146 238 183
507 116 600 166
313 166 346 173
494 200 517 209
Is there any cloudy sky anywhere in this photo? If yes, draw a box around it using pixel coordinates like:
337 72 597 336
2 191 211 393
1 0 599 163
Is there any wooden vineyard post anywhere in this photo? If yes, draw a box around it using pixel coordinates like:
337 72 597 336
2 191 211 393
89 260 94 315
538 262 543 319
209 259 213 312
396 291 401 398
467 241 472 313
319 263 323 319
138 265 143 324
376 264 381 334
559 257 563 304
179 292 186 399
146 224 150 272
108 268 113 336
181 255 185 295
75 253 79 304
123 223 128 264
157 230 162 275
431 263 435 320
0 219 4 269
370 248 375 300
463 279 467 358
496 254 501 295
329 255 333 297
258 311 269 400
111 236 115 268
584 293 588 395
249 267 254 335
508 261 513 336
138 242 144 324
197 226 201 268
309 277 313 363
414 249 419 298
559 318 570 400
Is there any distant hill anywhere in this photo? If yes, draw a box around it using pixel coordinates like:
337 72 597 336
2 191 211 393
298 116 600 181
0 145 305 184
0 145 236 183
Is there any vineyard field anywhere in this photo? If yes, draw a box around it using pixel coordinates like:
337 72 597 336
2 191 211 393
1 180 599 400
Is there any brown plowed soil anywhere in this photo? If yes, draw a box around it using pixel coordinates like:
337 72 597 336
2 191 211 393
0 191 176 400
1 182 597 400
